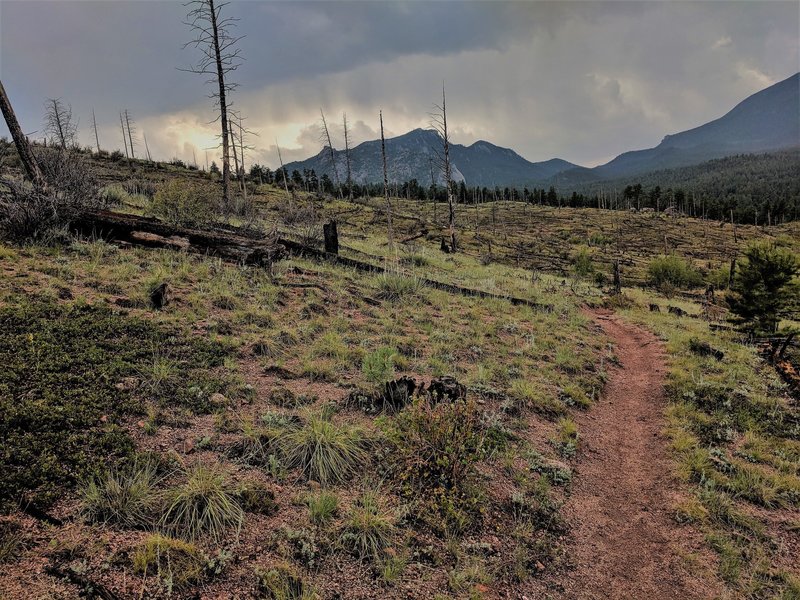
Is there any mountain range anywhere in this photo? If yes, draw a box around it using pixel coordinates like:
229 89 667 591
284 72 800 188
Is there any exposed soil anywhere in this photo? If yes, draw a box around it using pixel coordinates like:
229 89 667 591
554 309 721 599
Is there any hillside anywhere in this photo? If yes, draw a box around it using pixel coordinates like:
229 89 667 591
284 128 580 188
285 74 799 190
584 72 800 179
0 154 799 599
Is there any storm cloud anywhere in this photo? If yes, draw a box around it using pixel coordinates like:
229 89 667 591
1 0 797 168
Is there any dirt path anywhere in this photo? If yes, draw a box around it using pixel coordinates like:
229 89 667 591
555 309 720 599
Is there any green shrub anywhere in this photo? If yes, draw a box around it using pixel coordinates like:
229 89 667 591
80 458 162 528
729 241 800 333
375 273 424 301
647 255 703 290
362 346 396 385
100 184 129 205
256 563 319 600
149 179 218 227
279 410 366 486
132 534 206 589
340 491 397 563
305 490 339 525
389 398 486 534
572 246 594 277
159 464 244 542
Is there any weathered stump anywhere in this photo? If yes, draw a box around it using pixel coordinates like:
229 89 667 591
150 282 169 309
323 220 339 255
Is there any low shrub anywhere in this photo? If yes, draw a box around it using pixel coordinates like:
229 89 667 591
149 179 219 227
132 534 206 589
647 255 703 291
159 464 244 542
305 490 339 525
362 346 396 385
375 273 424 301
80 458 162 528
389 398 486 534
256 563 319 600
340 491 397 563
279 409 367 486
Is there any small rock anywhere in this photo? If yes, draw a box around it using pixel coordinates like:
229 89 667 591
536 561 545 571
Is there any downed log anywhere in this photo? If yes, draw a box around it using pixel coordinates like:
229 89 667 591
72 210 286 267
73 210 553 311
689 339 724 361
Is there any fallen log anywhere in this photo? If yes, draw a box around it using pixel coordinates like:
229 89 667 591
72 210 553 311
72 210 286 267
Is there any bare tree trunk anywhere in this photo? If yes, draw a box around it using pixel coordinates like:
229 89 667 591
0 80 46 189
208 0 232 209
119 112 129 159
342 112 353 200
237 115 247 201
229 128 241 190
320 108 341 198
276 141 292 207
143 132 152 162
124 109 135 159
91 108 101 153
48 98 67 149
380 110 394 251
440 84 456 252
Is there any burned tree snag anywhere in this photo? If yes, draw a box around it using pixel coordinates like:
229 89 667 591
613 259 621 294
323 220 339 255
0 80 46 189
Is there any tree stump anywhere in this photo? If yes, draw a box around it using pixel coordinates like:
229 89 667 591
150 282 169 309
427 376 466 403
323 220 339 255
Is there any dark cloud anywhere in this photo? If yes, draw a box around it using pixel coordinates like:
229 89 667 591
1 1 797 168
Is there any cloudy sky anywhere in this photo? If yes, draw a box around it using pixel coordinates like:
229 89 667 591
1 1 798 169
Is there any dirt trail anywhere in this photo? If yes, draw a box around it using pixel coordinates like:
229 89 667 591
555 309 720 599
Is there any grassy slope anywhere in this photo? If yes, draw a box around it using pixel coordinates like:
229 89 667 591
617 290 800 598
1 157 798 597
0 235 607 598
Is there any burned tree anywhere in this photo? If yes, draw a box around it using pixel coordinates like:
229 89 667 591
119 112 129 159
123 109 136 159
44 98 78 150
142 131 153 162
379 110 394 251
182 0 243 210
342 112 353 200
319 109 342 198
0 80 46 189
91 108 101 154
431 83 456 252
275 140 292 204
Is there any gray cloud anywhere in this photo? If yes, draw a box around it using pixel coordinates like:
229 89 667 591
1 0 797 169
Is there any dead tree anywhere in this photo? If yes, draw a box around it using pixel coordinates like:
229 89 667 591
123 109 136 159
228 126 241 189
143 131 153 162
45 98 77 150
234 113 255 202
275 140 292 205
431 83 456 252
0 80 46 189
380 110 394 251
119 112 129 159
91 108 101 153
342 112 353 200
319 108 342 198
182 0 243 211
